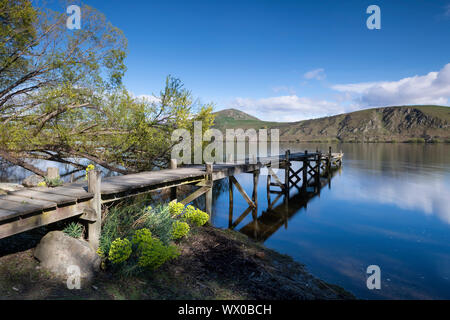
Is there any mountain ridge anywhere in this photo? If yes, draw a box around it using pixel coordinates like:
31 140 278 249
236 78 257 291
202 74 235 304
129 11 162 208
212 105 450 142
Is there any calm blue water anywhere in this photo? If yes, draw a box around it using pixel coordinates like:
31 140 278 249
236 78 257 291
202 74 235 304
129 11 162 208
209 143 450 299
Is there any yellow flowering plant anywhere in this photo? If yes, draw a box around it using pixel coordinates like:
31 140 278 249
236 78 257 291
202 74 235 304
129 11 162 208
171 221 190 240
168 201 185 217
85 164 95 180
108 238 132 264
182 206 209 226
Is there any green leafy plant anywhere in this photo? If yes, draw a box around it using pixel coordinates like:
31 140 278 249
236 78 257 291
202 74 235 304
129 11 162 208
171 221 190 240
131 228 153 246
168 201 185 217
44 176 63 187
136 236 179 269
108 238 132 264
63 222 84 239
182 205 210 226
99 199 208 276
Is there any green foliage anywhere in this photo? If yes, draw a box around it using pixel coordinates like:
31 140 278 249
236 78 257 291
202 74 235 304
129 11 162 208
131 228 153 246
108 238 132 264
406 138 426 143
182 205 210 227
136 235 179 270
100 199 208 275
0 2 215 176
168 201 185 217
171 221 190 240
44 176 63 187
63 222 84 239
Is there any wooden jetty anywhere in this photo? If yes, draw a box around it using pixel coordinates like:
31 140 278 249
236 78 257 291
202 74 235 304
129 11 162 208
0 148 343 248
237 167 341 242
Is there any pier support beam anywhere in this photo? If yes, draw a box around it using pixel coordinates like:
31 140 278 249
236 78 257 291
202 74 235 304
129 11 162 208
205 163 213 219
169 159 177 201
302 150 308 190
87 170 102 250
252 169 260 210
284 150 290 194
228 176 233 228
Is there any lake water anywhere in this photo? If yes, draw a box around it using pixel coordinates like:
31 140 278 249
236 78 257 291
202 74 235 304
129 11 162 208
1 143 449 299
208 143 450 299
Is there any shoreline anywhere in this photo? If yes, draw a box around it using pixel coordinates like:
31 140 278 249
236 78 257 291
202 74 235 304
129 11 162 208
0 224 354 300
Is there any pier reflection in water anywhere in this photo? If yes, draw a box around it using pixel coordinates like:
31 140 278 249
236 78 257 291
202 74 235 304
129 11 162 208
229 165 341 243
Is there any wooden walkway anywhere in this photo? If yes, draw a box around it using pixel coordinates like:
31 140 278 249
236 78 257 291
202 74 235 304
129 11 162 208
0 148 343 247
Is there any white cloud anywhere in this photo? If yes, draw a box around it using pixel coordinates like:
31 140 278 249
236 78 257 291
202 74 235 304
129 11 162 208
136 94 161 104
332 63 450 107
304 68 326 80
271 86 296 95
229 95 347 121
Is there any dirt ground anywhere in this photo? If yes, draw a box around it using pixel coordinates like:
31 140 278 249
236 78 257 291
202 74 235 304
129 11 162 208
0 224 354 300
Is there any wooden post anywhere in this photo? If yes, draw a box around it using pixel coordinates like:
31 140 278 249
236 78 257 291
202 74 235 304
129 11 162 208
252 169 260 210
227 153 233 164
315 152 321 188
46 167 59 180
266 165 271 207
170 159 177 201
228 176 233 228
283 191 288 229
205 163 213 219
284 150 290 194
87 169 101 250
302 150 308 189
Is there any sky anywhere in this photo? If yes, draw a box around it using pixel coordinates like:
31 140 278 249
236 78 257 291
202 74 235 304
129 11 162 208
60 0 450 121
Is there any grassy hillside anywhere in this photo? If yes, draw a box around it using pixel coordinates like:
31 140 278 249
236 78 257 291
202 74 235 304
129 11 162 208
212 105 450 142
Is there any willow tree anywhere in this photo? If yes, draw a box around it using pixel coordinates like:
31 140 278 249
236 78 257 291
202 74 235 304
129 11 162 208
0 0 214 176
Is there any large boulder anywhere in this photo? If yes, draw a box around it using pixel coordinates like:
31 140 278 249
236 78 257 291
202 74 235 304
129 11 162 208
34 231 100 282
22 174 44 187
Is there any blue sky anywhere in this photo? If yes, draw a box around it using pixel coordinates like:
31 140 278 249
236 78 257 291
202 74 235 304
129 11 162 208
67 0 450 121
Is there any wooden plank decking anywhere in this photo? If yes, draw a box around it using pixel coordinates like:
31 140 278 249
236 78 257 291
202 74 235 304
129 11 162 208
0 150 343 240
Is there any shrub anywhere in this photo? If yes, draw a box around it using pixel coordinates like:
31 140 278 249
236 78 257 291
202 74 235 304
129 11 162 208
131 228 153 246
137 237 179 269
168 201 185 217
44 176 63 187
108 238 132 264
171 221 190 240
63 222 84 238
99 199 208 275
182 205 209 226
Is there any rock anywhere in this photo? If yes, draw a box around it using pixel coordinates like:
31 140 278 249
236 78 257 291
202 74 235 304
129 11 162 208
34 231 100 282
22 174 45 187
0 183 24 193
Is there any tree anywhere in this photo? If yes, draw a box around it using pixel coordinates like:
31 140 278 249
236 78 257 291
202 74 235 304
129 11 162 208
0 1 214 177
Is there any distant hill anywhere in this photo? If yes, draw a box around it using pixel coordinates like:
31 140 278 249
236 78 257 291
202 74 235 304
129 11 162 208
212 105 450 142
214 108 260 121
